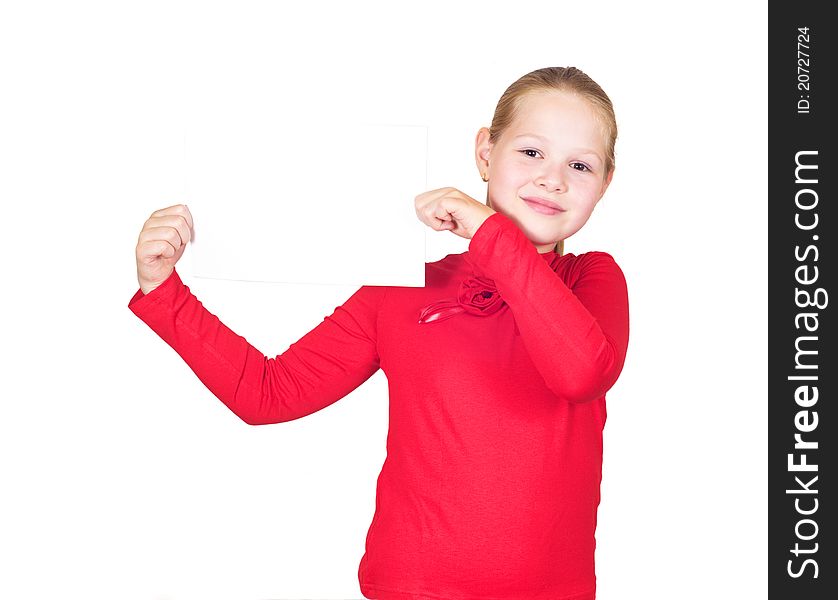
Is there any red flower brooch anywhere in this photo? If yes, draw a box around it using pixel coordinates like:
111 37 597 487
417 275 506 324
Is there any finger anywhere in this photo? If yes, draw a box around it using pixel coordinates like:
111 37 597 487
433 214 456 231
415 188 451 211
431 202 456 224
139 224 186 252
149 204 193 237
138 238 177 262
150 203 186 219
178 204 194 231
145 215 191 248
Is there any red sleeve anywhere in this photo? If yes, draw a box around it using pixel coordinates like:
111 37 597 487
128 268 386 425
467 211 630 404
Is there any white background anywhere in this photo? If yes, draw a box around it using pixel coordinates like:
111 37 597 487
0 1 766 599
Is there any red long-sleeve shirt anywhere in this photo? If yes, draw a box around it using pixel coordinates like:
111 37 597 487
128 211 630 599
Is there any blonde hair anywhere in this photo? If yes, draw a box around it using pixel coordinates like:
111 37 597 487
488 66 618 255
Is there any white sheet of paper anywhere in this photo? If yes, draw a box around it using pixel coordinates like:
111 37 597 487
185 120 428 286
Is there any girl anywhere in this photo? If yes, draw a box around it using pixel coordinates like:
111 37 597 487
130 66 629 600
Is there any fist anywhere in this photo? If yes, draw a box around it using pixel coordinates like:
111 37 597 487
135 203 194 295
414 187 495 240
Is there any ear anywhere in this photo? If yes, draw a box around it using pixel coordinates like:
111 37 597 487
597 167 615 200
474 127 492 176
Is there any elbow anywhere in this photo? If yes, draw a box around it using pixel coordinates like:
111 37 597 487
228 356 287 426
236 405 289 425
548 348 622 405
225 391 283 426
228 405 271 426
549 376 608 405
233 396 288 426
238 413 270 426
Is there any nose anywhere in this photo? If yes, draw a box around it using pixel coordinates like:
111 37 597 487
535 166 566 193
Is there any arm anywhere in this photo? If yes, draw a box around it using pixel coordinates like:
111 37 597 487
128 268 385 425
467 211 630 404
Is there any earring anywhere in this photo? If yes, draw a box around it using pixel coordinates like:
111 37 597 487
481 172 488 182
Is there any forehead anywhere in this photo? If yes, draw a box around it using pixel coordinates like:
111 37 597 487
509 91 606 144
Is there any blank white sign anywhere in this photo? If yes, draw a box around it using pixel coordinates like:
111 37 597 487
185 120 427 286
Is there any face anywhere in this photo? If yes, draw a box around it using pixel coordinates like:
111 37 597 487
475 90 613 253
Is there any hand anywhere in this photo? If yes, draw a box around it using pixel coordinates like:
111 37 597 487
135 203 194 295
414 187 496 241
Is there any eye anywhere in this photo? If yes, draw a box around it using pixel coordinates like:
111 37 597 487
570 162 592 172
520 149 541 158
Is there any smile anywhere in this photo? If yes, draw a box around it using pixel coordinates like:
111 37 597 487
522 196 565 215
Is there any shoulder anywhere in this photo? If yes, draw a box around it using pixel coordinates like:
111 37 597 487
558 251 627 290
425 252 468 286
562 250 622 269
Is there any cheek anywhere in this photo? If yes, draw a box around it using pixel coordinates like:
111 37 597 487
494 157 526 178
489 169 520 196
579 181 604 203
495 167 530 191
487 182 520 211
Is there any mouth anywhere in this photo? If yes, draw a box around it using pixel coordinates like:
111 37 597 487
521 196 565 215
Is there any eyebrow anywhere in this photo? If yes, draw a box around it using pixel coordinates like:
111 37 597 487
512 133 603 161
